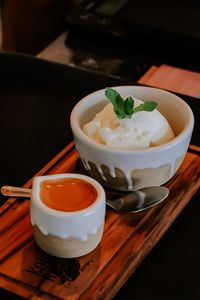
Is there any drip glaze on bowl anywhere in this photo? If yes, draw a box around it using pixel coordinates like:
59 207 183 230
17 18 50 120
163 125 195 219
70 86 194 191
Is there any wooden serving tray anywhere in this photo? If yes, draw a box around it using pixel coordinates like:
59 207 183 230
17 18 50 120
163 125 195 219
0 142 200 300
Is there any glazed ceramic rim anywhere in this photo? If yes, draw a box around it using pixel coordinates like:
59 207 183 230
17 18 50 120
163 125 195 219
32 173 105 216
70 86 194 154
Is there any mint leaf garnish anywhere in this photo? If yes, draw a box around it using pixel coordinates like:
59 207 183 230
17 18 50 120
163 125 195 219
124 96 134 116
133 101 158 113
105 87 157 119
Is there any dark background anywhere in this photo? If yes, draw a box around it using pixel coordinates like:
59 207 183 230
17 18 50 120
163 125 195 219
0 1 200 299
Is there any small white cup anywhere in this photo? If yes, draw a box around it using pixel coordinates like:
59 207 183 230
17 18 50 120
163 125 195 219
30 173 106 258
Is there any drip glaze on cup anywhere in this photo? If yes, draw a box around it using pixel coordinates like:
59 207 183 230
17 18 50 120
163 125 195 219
30 173 106 258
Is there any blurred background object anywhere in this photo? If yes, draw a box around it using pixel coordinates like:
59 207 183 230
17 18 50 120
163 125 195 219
0 1 2 49
0 0 70 54
1 0 200 76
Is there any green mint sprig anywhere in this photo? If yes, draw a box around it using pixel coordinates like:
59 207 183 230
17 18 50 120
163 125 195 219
105 87 157 119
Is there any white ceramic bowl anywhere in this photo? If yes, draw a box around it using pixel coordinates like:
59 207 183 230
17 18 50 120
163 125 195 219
70 86 194 191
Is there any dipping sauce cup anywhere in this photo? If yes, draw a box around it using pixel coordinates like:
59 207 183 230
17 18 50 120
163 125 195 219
30 173 106 258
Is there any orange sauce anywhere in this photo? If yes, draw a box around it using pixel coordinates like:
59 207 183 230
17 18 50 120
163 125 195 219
40 178 97 212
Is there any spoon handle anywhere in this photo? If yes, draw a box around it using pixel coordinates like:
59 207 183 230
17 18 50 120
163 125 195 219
1 186 32 198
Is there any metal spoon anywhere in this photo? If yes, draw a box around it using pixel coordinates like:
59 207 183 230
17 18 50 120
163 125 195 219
1 185 169 213
107 186 169 213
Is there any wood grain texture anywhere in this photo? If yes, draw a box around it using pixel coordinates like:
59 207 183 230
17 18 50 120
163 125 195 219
0 146 200 300
138 64 200 97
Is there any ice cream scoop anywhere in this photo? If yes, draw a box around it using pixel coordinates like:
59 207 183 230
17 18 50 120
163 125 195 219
83 101 174 150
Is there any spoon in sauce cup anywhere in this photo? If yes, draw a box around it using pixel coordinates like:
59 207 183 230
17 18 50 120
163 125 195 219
1 185 169 213
1 186 32 198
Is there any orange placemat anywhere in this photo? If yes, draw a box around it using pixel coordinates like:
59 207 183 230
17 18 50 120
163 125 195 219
138 64 200 98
